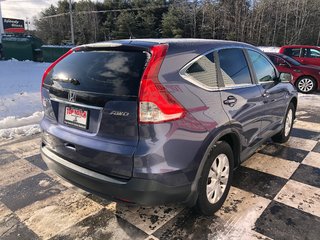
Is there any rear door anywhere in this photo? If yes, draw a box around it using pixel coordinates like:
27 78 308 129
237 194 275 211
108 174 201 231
217 48 264 158
42 48 148 179
300 47 320 66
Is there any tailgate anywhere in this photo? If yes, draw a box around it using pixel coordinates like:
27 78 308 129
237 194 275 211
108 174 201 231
41 48 148 179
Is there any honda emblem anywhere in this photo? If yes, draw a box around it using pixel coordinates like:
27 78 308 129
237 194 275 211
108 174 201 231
68 91 76 102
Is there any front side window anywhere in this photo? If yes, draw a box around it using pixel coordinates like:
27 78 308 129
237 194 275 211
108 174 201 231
284 48 301 57
248 50 276 83
218 48 252 86
269 55 288 66
184 53 218 88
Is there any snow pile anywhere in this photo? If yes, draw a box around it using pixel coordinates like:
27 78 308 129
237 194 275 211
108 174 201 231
0 92 43 120
0 124 42 139
0 111 43 129
0 60 50 140
258 46 280 53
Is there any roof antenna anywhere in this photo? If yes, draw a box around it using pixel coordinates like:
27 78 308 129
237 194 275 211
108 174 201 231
128 29 134 39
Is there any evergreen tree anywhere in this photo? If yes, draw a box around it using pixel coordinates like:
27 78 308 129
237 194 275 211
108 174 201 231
33 0 320 46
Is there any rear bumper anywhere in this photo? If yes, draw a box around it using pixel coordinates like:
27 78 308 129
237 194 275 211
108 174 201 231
41 146 192 205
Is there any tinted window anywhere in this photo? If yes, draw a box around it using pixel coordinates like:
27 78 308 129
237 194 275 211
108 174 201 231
282 55 301 66
268 55 288 67
248 50 276 82
218 48 252 86
284 48 301 57
45 51 147 96
185 53 218 88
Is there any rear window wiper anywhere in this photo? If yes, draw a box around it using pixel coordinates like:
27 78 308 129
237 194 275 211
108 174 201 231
52 77 80 85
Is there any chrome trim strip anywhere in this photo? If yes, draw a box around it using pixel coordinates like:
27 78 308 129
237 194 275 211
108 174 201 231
179 45 261 91
50 97 103 110
180 62 257 91
219 84 257 90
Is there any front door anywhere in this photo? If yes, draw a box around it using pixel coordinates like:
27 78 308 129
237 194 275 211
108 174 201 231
246 49 288 139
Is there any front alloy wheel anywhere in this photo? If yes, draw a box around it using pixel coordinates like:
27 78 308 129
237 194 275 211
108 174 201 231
296 77 315 93
284 108 293 137
272 103 295 143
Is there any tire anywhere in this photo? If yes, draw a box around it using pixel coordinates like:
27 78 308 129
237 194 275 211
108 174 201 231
195 141 234 215
272 103 295 143
296 77 316 93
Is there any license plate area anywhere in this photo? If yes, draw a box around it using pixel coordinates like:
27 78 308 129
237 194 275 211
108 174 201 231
64 106 89 129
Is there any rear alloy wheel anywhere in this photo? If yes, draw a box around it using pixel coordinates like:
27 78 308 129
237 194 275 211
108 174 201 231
206 153 229 204
272 103 295 143
196 141 234 215
296 77 316 93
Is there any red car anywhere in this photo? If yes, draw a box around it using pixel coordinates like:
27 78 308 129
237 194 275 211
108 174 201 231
267 52 320 93
279 45 320 66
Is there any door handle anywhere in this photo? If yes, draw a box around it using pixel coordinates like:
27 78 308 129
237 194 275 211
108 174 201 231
64 143 76 151
223 96 237 107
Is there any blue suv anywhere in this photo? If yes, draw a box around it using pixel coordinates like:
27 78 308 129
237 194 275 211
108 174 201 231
40 39 297 215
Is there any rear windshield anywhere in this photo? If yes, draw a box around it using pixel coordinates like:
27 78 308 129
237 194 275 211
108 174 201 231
45 50 148 96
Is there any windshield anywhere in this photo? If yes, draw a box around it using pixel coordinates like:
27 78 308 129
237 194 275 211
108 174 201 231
281 55 301 66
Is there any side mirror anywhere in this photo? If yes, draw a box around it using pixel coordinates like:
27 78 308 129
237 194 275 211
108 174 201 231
279 72 293 82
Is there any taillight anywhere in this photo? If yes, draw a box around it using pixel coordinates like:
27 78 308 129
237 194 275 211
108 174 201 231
139 44 186 123
41 49 73 93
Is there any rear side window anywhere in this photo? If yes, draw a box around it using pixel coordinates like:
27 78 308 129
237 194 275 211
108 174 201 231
248 50 276 82
303 48 320 58
218 48 252 86
184 53 218 88
284 48 301 57
45 51 147 96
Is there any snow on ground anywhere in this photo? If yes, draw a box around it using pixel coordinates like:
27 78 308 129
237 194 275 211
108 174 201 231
0 60 50 140
297 92 320 111
0 57 317 141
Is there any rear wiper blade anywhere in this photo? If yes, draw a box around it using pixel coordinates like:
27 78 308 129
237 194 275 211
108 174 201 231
52 77 80 85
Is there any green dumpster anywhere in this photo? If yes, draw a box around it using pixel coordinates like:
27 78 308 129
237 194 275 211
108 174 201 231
41 45 73 62
2 35 43 61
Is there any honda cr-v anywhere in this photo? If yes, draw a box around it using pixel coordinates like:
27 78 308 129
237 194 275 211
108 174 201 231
41 39 297 215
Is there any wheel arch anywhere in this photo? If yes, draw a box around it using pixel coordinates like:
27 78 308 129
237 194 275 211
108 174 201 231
218 133 241 169
289 96 298 119
186 128 241 206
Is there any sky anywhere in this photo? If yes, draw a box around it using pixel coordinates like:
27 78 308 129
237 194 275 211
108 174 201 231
1 0 60 28
0 0 102 29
